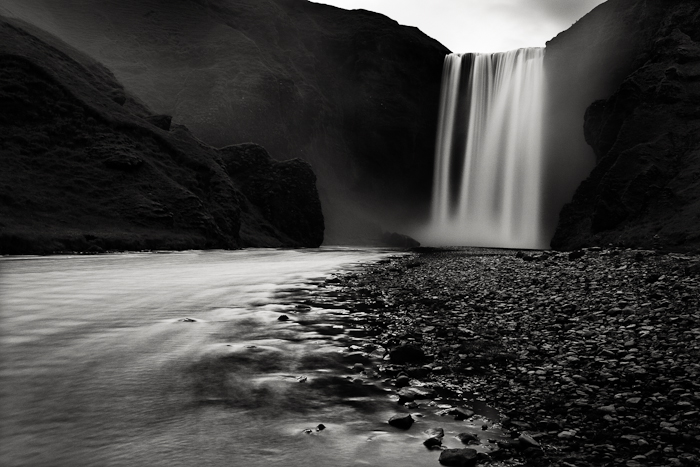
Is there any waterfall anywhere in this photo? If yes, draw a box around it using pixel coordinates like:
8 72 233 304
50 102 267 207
426 48 546 249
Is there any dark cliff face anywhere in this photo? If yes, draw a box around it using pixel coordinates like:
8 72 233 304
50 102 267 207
550 0 700 251
0 17 324 254
0 0 449 243
542 0 672 241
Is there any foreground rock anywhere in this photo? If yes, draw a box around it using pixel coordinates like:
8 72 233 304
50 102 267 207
337 247 700 466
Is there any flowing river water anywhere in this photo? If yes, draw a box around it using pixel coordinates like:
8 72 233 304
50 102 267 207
0 248 502 467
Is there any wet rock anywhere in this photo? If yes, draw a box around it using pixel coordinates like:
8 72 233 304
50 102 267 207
316 424 325 431
388 413 414 430
448 408 475 420
395 374 411 388
389 344 425 364
178 318 197 322
397 386 436 404
457 433 479 445
426 427 445 439
423 437 442 449
277 314 290 321
518 433 540 448
438 448 478 467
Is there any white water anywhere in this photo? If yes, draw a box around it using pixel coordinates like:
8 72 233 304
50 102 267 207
424 48 546 249
0 249 501 467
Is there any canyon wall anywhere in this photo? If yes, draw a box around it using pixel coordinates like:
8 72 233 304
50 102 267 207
0 0 449 243
547 0 700 251
0 17 324 254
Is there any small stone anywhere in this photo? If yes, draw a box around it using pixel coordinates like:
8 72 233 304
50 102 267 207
426 427 445 439
395 374 411 388
277 314 290 321
316 424 326 431
449 408 475 420
439 448 478 467
389 344 425 364
424 437 442 449
457 432 479 445
388 413 414 430
518 433 540 448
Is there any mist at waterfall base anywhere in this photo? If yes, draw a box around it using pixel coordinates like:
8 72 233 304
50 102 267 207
420 48 548 249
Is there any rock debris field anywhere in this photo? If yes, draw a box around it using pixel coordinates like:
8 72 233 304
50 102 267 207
331 247 700 467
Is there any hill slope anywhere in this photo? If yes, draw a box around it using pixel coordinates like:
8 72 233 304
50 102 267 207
0 0 449 242
0 17 324 254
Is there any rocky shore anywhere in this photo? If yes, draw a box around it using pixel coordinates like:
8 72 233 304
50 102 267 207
334 247 700 467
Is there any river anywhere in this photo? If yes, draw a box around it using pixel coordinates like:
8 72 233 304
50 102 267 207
0 248 497 467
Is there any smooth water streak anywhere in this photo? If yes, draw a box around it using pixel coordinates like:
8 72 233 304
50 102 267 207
426 48 546 249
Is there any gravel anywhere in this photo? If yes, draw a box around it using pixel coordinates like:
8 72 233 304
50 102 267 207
336 247 700 466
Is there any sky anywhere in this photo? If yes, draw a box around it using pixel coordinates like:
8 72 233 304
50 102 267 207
312 0 607 53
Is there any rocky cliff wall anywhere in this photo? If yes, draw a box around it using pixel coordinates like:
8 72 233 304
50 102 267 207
0 17 323 254
0 0 449 243
550 0 700 251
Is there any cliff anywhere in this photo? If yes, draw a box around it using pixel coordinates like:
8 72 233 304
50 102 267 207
0 17 324 254
0 0 449 243
549 0 700 251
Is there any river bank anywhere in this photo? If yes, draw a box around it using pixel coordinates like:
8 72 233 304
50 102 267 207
332 247 700 467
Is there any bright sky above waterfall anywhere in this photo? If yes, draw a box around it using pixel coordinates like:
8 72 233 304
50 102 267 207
312 0 607 53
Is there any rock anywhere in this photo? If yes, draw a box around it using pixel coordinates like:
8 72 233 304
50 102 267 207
448 408 475 420
426 427 445 439
144 114 172 131
380 231 420 248
395 374 411 388
389 344 425 364
438 448 478 467
8 0 449 245
277 315 290 322
423 437 442 449
178 318 197 323
316 424 326 431
397 386 436 404
550 0 700 252
457 433 479 445
388 413 414 430
518 433 541 448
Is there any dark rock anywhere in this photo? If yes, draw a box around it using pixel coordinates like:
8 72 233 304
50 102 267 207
380 231 421 248
457 433 479 445
551 0 700 252
277 315 290 322
178 318 197 323
426 427 445 439
6 0 449 243
449 408 475 421
103 154 144 171
388 413 414 430
438 448 478 467
397 386 436 404
144 114 172 131
423 437 442 449
316 424 325 431
220 144 324 248
568 250 586 260
394 374 411 388
0 17 325 254
389 344 425 364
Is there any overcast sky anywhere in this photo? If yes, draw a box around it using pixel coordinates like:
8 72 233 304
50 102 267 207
312 0 607 53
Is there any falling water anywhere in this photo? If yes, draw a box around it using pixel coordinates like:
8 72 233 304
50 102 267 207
426 48 546 249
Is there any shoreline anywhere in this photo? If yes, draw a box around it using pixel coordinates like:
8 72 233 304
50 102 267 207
334 246 700 466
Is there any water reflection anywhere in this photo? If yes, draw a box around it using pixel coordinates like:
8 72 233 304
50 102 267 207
0 248 501 467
